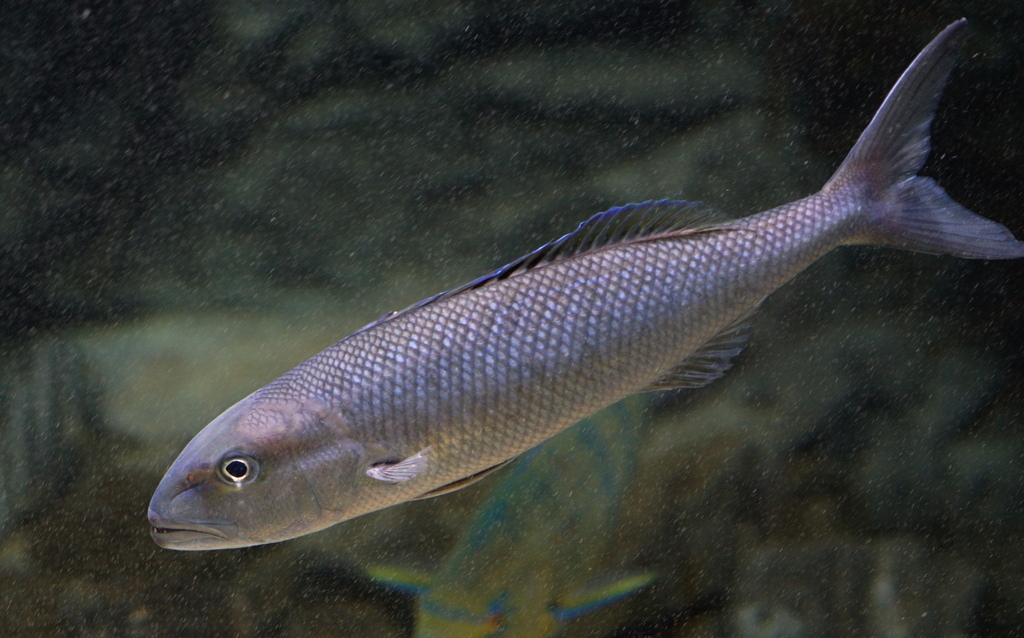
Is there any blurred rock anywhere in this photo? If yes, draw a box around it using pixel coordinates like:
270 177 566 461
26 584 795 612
0 0 213 337
734 542 869 638
850 349 1004 534
866 539 986 638
466 43 758 124
71 295 358 457
591 107 823 215
185 31 760 300
732 539 984 637
0 338 101 543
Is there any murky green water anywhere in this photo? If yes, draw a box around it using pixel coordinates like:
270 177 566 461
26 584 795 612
2 1 1023 636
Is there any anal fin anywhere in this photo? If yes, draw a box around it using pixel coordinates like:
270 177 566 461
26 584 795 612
414 459 513 500
643 316 751 391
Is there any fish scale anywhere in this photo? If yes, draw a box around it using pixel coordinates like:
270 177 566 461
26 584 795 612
246 191 863 513
149 20 1024 550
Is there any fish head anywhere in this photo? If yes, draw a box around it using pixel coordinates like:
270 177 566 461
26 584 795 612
148 393 361 550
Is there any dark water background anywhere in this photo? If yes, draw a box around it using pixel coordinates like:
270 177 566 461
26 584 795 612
2 0 1024 635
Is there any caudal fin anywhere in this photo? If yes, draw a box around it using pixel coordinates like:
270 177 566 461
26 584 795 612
826 19 1024 259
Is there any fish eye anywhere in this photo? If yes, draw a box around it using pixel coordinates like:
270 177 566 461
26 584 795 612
217 454 259 486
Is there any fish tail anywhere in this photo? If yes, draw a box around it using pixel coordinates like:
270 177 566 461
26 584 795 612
826 19 1024 259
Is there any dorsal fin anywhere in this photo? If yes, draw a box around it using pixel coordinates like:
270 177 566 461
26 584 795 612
354 200 731 335
643 315 751 391
474 199 726 284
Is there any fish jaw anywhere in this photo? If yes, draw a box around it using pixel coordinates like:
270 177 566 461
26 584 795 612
148 509 239 550
147 468 243 550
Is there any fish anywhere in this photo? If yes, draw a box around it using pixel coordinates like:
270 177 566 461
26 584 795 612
149 19 1024 550
367 397 655 638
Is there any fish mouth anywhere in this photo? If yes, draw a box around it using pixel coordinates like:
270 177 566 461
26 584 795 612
149 511 237 550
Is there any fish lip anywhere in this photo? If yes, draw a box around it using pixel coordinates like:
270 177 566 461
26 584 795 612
150 523 229 540
149 510 237 549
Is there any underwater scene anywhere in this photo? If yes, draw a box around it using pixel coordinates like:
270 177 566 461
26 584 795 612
2 0 1024 636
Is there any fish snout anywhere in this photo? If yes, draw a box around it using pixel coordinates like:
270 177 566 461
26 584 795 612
148 506 239 550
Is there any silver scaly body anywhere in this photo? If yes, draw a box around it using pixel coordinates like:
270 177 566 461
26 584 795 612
149 20 1024 550
270 191 851 519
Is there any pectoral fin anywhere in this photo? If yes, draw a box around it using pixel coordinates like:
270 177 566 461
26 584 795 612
414 459 512 500
552 573 657 622
366 446 432 483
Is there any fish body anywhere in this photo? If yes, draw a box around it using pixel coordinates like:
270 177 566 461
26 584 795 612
149 20 1024 550
369 397 653 638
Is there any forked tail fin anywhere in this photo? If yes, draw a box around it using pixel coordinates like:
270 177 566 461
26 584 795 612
827 19 1024 259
